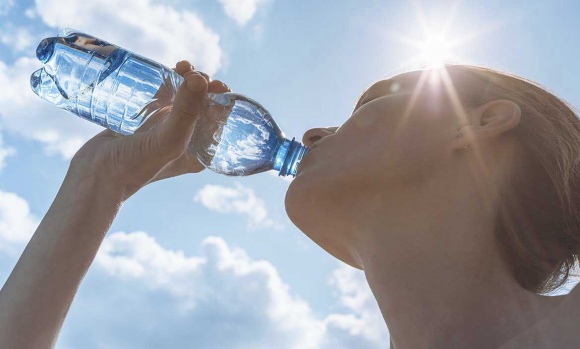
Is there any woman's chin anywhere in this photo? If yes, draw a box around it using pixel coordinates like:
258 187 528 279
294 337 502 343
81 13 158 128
285 178 323 228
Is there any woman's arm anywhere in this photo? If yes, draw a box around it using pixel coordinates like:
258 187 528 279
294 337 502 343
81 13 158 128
0 60 230 348
0 169 123 348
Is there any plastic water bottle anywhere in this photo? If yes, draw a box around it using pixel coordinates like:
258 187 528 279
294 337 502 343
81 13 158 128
30 28 308 177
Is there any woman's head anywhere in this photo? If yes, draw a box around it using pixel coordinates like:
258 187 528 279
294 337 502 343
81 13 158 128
286 64 580 295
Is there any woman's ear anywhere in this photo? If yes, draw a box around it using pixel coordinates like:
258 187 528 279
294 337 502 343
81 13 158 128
452 99 521 150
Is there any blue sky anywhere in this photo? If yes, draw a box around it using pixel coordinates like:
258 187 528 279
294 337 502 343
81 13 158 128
1 0 580 348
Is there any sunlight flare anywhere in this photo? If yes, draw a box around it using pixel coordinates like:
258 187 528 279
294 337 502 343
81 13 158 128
419 34 452 68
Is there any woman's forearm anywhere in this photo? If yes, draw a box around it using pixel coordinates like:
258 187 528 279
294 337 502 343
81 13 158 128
0 168 124 348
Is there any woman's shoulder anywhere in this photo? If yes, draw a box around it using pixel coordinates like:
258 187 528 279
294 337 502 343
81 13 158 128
498 284 580 348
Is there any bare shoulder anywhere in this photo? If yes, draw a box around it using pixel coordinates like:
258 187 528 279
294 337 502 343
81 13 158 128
498 284 580 349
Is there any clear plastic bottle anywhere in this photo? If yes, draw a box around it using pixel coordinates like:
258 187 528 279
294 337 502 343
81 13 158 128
30 28 308 177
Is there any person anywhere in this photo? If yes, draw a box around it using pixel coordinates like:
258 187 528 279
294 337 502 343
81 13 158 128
1 60 580 349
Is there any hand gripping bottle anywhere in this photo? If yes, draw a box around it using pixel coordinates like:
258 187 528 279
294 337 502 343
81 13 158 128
30 28 308 177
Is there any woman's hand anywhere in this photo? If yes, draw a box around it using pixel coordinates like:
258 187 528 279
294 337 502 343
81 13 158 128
69 60 231 201
0 60 232 349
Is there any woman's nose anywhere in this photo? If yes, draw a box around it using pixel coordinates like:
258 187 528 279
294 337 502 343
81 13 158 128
302 127 338 148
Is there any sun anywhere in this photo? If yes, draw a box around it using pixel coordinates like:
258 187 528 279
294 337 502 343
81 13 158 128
419 33 452 68
378 1 504 71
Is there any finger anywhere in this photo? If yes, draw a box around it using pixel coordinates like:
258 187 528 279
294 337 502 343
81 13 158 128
183 70 200 80
175 61 210 86
134 106 171 133
175 60 193 76
208 80 230 93
153 72 208 159
92 128 123 141
198 71 210 82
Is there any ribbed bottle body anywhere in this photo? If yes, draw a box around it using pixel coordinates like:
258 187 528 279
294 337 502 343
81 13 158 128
31 29 309 177
31 31 182 135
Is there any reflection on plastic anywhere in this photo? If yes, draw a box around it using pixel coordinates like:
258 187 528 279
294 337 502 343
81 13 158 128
30 28 308 177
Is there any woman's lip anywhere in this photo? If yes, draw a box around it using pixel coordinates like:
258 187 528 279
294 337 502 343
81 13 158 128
296 147 315 174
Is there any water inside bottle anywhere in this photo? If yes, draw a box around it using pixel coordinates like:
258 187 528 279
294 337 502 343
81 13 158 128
31 29 307 177
31 32 180 134
193 93 284 176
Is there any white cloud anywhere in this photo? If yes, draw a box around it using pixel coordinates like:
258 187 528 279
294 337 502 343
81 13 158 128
194 182 282 229
0 216 390 347
83 232 325 348
218 0 267 26
0 190 39 252
0 0 223 160
0 57 103 159
35 0 222 75
0 131 15 171
97 231 205 303
0 25 34 52
322 265 391 348
0 189 390 347
24 7 37 19
78 231 390 348
0 0 14 16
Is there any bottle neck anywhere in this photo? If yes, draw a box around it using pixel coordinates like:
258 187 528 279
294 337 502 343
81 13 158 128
274 138 309 177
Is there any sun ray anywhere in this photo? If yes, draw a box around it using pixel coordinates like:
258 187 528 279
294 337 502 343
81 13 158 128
376 1 508 210
419 34 452 67
438 67 496 212
396 47 467 71
402 69 430 122
379 1 508 70
410 0 432 39
440 0 463 36
382 31 427 51
382 69 431 155
437 67 469 127
446 21 505 48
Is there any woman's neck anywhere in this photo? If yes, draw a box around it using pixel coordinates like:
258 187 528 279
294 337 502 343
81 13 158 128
351 188 564 349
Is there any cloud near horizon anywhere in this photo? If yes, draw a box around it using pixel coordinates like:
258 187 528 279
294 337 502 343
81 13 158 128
0 187 389 348
82 231 389 348
52 230 391 348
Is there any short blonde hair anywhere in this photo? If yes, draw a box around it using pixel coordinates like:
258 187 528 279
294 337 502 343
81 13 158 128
446 64 580 294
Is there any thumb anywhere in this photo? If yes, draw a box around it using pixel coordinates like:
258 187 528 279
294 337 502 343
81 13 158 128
155 71 208 155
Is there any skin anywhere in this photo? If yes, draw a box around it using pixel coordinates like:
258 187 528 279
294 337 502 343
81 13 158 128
0 64 577 348
286 69 577 348
0 61 229 348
